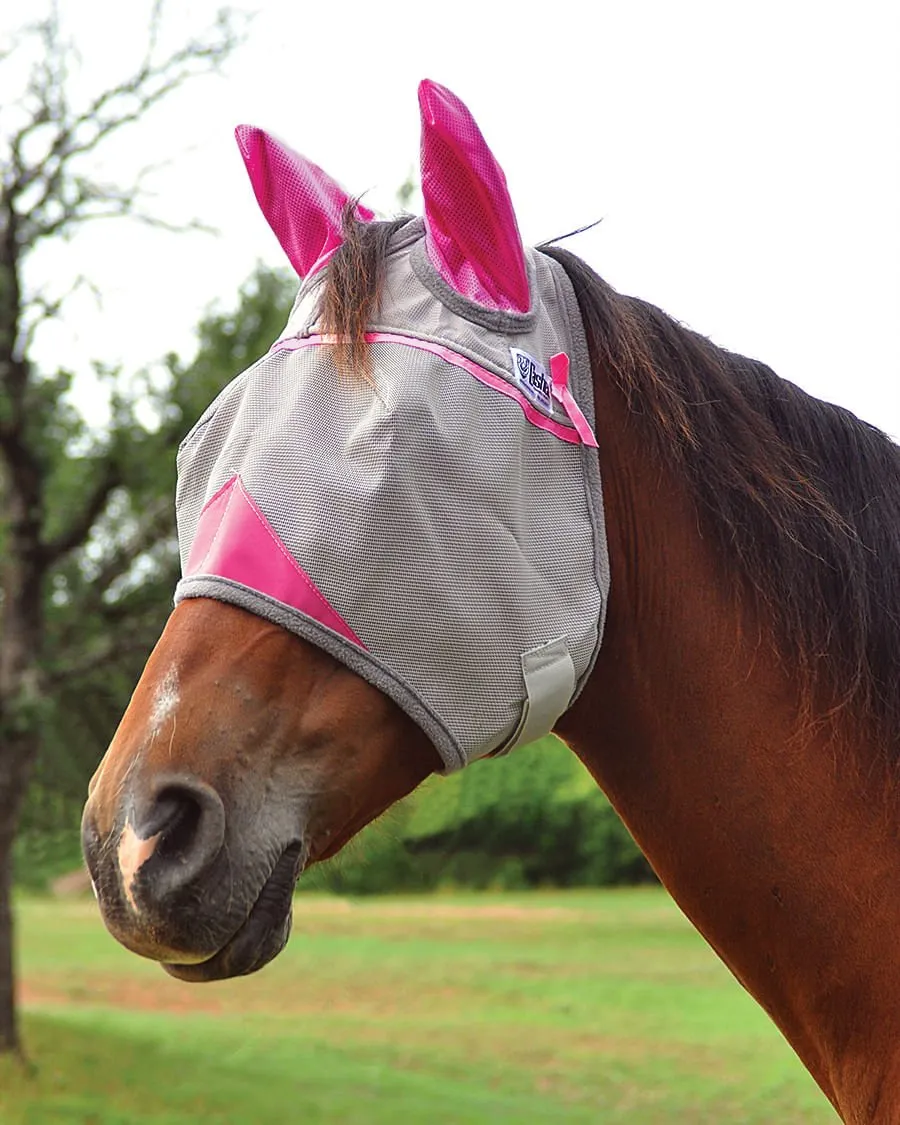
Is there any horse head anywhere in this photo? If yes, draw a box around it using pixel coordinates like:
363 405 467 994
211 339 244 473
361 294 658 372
81 81 605 981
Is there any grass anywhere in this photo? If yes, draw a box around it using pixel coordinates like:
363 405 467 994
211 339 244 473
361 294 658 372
3 889 836 1123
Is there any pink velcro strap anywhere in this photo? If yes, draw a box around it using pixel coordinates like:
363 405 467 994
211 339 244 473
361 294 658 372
549 353 598 448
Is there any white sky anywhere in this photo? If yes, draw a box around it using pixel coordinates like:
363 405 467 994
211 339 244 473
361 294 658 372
3 1 899 437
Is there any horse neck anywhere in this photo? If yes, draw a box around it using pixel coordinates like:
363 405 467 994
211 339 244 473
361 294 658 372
556 369 900 1119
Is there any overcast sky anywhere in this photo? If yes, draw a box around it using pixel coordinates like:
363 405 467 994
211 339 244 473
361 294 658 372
3 1 899 437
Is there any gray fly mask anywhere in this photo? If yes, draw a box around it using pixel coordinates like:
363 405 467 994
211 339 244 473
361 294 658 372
174 81 609 771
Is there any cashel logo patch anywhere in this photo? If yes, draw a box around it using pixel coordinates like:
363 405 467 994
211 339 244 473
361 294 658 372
510 348 553 414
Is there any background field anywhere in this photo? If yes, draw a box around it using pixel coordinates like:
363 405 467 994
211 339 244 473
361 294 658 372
3 889 836 1124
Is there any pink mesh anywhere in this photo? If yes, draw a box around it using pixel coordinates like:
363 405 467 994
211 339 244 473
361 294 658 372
235 125 374 279
418 80 530 314
185 474 365 647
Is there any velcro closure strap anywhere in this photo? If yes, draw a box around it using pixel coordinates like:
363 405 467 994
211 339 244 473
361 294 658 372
493 636 576 756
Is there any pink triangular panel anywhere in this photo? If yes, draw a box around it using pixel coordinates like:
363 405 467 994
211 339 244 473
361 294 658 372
185 475 365 648
418 80 530 313
235 125 374 279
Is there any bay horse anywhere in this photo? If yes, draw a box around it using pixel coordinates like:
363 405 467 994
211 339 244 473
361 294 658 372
82 80 900 1122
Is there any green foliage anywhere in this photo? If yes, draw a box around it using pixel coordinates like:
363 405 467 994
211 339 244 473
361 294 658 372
304 737 654 894
401 736 653 888
12 827 84 892
13 785 85 890
30 266 297 819
302 806 435 897
164 265 296 427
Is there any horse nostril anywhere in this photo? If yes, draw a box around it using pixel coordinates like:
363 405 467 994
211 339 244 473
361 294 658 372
150 790 204 859
130 777 226 900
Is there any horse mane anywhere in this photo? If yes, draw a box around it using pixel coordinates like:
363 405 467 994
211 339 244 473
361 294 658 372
319 209 413 376
321 215 900 754
541 244 900 752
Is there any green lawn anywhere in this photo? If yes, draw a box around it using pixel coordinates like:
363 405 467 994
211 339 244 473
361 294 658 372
3 889 836 1123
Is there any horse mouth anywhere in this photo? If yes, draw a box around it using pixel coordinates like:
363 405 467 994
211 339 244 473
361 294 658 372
162 842 305 982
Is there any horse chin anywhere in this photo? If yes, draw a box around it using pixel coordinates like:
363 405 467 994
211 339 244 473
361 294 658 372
163 842 305 982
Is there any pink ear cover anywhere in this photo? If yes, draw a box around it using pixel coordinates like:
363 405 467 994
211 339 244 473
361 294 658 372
418 80 530 314
235 125 374 279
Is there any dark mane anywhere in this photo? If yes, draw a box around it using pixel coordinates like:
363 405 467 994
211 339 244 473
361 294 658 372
322 216 900 753
541 244 900 752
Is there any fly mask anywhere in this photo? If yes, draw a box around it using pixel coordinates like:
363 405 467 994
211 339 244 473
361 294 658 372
174 80 609 771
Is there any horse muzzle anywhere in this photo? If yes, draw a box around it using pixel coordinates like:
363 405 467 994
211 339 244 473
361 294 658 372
81 771 305 979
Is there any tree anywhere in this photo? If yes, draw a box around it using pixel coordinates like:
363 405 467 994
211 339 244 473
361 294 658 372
0 3 244 1054
20 264 295 863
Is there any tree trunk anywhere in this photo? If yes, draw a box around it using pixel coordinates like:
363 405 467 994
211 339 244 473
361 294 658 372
0 706 41 1053
0 454 47 1054
0 806 20 1052
0 1 241 1060
0 718 42 1054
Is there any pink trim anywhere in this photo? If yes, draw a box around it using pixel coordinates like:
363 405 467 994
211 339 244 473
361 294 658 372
235 125 373 280
270 333 582 444
549 353 598 448
418 81 530 314
186 474 365 648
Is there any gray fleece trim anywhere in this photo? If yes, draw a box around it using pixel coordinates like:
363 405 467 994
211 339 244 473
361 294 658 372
541 251 608 702
409 237 537 335
542 252 596 428
383 215 426 253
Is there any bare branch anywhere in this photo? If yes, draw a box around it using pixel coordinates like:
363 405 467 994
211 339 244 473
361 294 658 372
21 182 218 243
4 5 245 243
16 275 99 356
5 13 67 197
130 212 218 236
68 496 175 600
48 497 176 657
147 0 165 61
1 4 243 383
93 501 175 595
42 457 121 565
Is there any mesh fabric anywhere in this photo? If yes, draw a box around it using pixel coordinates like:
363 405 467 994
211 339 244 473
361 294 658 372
175 222 608 770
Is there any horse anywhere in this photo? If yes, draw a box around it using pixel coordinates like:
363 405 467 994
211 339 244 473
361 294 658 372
81 80 900 1123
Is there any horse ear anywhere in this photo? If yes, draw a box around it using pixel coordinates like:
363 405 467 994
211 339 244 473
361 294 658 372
418 80 530 314
235 125 374 279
